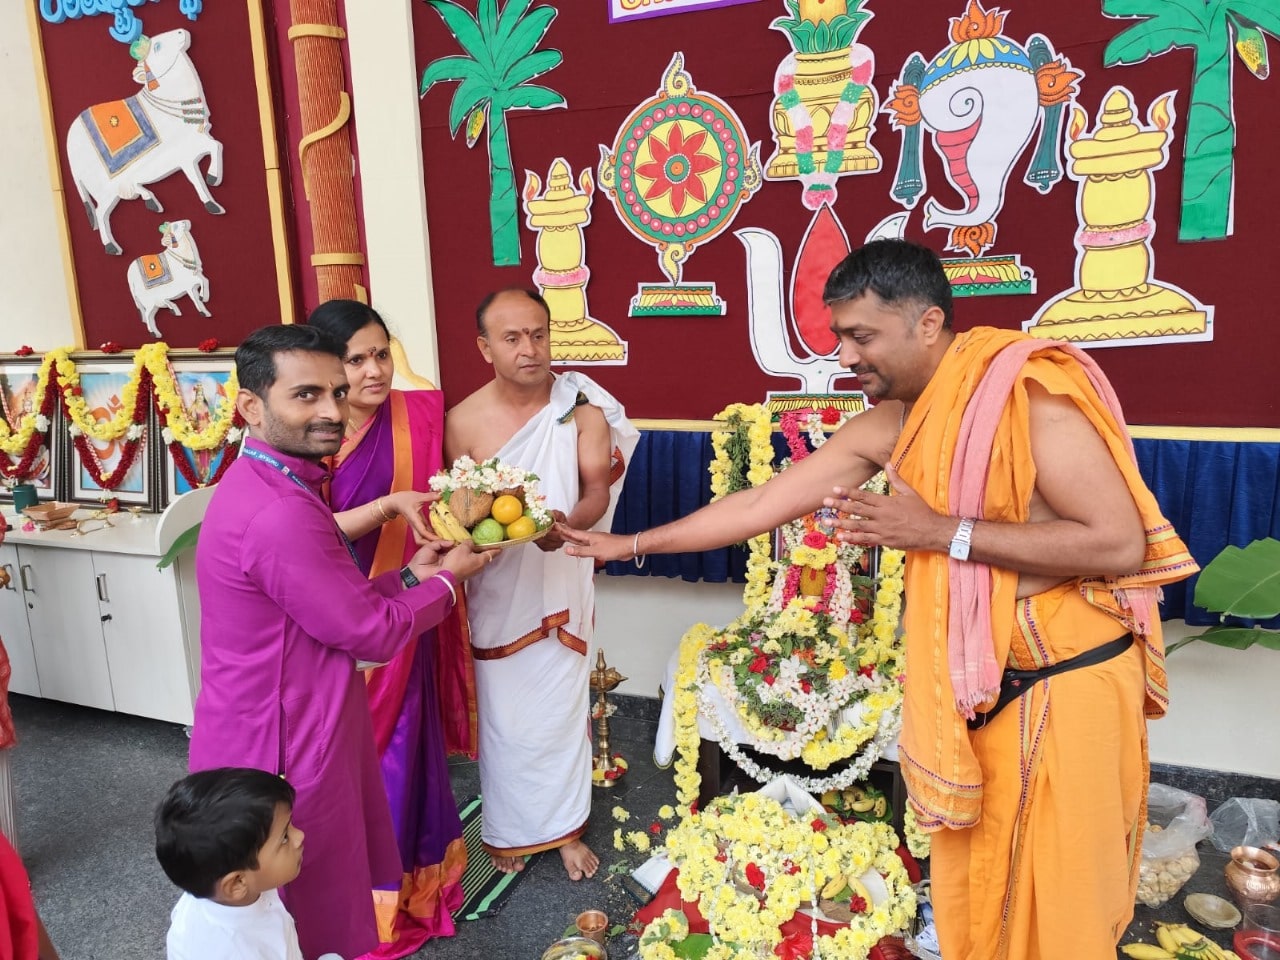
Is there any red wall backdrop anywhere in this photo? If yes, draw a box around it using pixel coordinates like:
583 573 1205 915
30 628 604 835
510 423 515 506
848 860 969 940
414 1 1280 426
37 1 291 349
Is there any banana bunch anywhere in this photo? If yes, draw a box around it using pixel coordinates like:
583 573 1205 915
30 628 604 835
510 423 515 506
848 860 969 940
1119 922 1240 960
818 872 873 906
428 501 472 543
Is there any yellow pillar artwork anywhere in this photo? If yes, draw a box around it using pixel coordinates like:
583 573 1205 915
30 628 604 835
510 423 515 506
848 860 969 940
1026 87 1213 345
522 159 627 364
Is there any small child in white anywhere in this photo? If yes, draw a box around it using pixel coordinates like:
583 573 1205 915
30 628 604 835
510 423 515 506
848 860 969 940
155 768 340 960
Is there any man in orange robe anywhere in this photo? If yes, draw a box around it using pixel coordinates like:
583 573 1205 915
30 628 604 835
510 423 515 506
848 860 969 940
563 239 1197 958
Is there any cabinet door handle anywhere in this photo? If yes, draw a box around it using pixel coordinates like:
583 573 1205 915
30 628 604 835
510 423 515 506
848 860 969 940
96 573 109 603
1 565 13 591
19 565 33 593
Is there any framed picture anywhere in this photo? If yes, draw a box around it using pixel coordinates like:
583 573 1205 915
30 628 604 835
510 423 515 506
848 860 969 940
0 362 63 502
161 357 239 507
65 361 157 508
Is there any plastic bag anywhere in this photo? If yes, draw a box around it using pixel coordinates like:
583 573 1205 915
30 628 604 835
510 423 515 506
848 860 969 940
1136 783 1213 907
1209 797 1280 853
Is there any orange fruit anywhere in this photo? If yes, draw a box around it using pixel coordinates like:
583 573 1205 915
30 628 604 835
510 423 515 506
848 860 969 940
505 515 537 540
491 495 523 526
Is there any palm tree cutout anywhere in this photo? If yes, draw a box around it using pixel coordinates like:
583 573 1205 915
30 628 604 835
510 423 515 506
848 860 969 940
1103 0 1278 242
420 0 566 266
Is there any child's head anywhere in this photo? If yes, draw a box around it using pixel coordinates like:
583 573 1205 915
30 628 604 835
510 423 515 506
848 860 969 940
155 767 303 904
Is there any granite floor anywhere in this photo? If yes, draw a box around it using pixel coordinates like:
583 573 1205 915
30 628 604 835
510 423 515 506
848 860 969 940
6 694 670 960
6 692 1271 959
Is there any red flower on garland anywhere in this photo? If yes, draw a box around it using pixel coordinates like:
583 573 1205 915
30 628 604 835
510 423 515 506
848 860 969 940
14 346 33 357
810 818 828 832
803 530 828 549
636 124 718 216
800 679 812 694
782 858 800 875
747 651 770 674
821 405 841 425
850 608 865 624
99 342 123 354
848 894 868 914
105 498 120 513
198 338 220 353
775 931 814 959
649 821 662 835
744 862 766 891
71 385 83 397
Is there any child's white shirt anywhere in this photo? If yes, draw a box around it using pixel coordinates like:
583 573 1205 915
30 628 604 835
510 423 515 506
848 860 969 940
167 889 304 960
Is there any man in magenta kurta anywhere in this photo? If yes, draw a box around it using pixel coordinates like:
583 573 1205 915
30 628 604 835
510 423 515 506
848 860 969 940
190 325 488 960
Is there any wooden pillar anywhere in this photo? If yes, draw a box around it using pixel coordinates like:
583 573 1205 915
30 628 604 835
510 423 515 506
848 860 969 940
287 0 366 303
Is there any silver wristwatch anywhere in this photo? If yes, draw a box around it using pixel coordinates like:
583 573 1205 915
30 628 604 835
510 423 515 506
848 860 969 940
949 517 976 561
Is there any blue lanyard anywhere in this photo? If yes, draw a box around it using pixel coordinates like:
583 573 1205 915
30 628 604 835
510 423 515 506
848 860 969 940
241 446 361 568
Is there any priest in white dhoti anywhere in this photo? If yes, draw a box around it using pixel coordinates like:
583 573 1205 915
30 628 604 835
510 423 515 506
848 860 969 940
445 289 638 879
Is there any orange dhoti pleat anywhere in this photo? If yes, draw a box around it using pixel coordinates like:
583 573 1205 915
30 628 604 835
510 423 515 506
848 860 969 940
929 585 1149 960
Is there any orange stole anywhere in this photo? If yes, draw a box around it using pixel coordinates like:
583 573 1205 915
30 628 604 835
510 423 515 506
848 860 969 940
891 329 1195 958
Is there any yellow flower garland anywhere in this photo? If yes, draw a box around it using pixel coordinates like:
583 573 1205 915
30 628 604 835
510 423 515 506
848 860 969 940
0 353 58 456
709 403 775 611
150 353 241 451
645 793 916 959
3 346 239 452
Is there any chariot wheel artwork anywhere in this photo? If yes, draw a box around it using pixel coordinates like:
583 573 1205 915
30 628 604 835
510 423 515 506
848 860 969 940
599 54 760 316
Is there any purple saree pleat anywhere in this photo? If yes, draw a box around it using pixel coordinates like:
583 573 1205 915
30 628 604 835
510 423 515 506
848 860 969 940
330 393 465 956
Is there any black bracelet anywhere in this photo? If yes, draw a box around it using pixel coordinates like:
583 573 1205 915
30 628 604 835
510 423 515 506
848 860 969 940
400 565 421 589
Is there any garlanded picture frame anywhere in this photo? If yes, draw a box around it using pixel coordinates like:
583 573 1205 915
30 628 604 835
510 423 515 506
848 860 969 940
63 360 158 508
160 355 240 507
0 362 64 503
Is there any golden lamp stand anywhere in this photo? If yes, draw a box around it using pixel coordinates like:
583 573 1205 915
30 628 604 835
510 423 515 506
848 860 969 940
590 649 627 788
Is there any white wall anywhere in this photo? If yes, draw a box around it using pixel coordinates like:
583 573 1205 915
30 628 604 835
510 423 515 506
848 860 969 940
0 5 78 349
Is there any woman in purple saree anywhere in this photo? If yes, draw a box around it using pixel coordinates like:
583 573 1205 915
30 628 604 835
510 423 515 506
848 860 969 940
312 301 475 958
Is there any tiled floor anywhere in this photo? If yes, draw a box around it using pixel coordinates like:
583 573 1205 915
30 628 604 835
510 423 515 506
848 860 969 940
6 693 1269 959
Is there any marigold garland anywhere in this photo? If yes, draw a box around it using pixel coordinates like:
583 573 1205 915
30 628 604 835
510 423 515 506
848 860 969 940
0 346 242 491
675 407 909 803
642 792 916 959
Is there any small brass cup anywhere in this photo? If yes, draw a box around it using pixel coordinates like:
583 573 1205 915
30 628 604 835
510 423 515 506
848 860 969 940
575 909 608 945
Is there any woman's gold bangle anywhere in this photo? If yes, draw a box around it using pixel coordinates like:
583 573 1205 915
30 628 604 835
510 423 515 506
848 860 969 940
373 497 393 524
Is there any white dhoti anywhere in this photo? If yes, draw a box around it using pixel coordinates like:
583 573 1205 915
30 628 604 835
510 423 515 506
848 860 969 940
467 373 637 855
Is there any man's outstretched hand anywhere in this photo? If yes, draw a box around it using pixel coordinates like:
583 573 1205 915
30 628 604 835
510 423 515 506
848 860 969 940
561 526 634 563
825 464 950 553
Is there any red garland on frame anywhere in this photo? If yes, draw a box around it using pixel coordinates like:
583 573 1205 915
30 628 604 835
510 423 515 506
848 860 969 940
71 368 153 492
167 410 244 490
0 368 59 483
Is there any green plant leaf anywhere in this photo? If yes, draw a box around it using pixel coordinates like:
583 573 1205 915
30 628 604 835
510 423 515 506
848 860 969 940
500 4 558 65
156 522 200 570
420 54 483 95
1192 538 1280 618
1104 21 1206 64
1178 624 1280 651
502 48 562 87
425 0 497 73
609 924 627 937
814 19 831 51
501 83 565 111
673 933 716 959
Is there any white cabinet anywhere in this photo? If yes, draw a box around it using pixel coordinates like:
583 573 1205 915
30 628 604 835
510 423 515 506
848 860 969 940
23 545 115 712
94 552 194 724
0 490 209 725
0 544 41 698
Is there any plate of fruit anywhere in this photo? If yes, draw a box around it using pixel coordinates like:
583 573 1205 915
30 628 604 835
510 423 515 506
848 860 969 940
427 456 556 548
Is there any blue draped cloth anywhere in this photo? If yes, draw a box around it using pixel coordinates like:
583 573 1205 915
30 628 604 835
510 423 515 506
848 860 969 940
607 431 1280 627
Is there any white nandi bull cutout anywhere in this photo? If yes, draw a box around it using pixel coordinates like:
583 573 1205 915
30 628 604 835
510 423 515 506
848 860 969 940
67 29 224 256
127 220 211 338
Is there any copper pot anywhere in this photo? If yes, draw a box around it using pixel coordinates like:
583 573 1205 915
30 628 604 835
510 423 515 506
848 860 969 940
1225 845 1280 908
